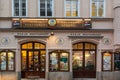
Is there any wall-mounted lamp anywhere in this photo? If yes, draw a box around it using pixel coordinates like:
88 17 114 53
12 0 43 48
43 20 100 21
50 32 54 36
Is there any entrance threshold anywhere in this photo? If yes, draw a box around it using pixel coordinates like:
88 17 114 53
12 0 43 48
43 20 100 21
74 78 96 80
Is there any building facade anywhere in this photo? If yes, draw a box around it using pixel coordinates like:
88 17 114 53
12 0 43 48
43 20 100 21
0 0 120 80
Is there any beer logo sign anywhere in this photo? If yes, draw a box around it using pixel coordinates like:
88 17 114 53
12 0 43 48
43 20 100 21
48 19 56 26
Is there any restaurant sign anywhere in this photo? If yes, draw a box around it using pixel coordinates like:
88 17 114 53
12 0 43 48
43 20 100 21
12 18 92 29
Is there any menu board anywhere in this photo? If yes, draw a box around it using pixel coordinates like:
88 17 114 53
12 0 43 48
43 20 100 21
102 52 112 71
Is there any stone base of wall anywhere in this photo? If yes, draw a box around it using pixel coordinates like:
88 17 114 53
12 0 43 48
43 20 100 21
0 72 17 80
74 78 96 80
97 72 120 80
0 71 120 80
48 72 72 80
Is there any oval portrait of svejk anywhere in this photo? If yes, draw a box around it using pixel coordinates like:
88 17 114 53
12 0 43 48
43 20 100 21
55 38 64 45
102 38 111 45
1 37 10 45
48 19 57 26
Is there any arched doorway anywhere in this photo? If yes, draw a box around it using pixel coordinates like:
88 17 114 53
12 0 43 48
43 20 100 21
72 42 97 78
21 42 46 78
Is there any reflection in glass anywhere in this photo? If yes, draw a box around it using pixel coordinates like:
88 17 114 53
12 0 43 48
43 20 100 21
0 52 7 70
22 50 27 70
28 43 32 49
92 2 97 16
66 0 78 17
73 51 83 70
92 0 104 17
35 43 40 49
98 2 103 16
40 44 45 49
50 53 58 71
60 53 68 71
85 43 90 49
8 52 14 70
22 44 27 49
85 51 95 70
103 52 112 70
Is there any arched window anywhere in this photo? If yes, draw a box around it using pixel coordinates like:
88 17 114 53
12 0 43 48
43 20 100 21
21 42 46 78
0 50 15 71
72 42 97 78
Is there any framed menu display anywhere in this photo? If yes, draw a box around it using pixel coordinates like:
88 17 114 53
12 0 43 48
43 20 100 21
102 52 112 71
114 52 120 70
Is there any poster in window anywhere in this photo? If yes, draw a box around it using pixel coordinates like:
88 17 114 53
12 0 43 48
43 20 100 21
114 52 120 70
0 52 7 70
8 52 14 70
102 52 112 71
50 53 58 71
60 53 69 71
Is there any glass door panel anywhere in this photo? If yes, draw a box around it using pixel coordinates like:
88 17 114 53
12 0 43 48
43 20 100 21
34 51 39 71
40 51 46 72
73 51 83 70
85 51 95 70
22 50 27 70
28 51 33 71
60 52 69 71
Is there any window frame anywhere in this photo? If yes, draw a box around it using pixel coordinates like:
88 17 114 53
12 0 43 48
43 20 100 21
49 50 70 72
114 51 120 71
0 50 15 72
64 0 80 17
38 0 54 17
90 0 106 17
12 0 28 17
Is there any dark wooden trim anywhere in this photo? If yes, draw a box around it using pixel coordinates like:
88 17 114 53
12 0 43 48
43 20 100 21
0 28 114 32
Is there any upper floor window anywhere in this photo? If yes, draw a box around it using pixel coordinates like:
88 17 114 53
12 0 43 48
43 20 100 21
39 0 53 17
65 0 79 17
13 0 27 16
0 50 15 71
91 0 105 17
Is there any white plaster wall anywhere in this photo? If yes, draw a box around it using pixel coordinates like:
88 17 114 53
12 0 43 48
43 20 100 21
47 33 71 49
114 8 120 45
92 21 113 29
28 0 38 17
0 0 11 17
0 20 12 28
